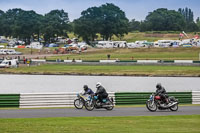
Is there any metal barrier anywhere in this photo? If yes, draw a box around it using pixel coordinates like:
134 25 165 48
20 92 115 108
0 91 195 108
192 91 200 104
0 94 20 107
30 59 200 64
115 92 192 105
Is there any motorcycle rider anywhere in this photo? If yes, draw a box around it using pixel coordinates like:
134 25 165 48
155 83 169 105
83 85 94 95
95 82 108 103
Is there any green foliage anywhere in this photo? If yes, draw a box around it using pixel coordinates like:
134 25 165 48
142 8 186 31
42 9 70 43
73 3 129 43
178 7 199 32
0 8 70 44
128 19 141 32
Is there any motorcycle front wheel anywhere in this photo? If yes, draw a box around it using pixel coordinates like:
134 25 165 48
85 101 95 111
170 104 178 111
146 100 157 112
74 99 84 109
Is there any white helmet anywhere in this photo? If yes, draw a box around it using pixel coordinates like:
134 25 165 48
96 82 101 88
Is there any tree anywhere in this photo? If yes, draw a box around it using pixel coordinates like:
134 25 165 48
196 17 200 31
179 7 194 23
42 9 70 43
73 6 101 44
74 3 129 43
128 19 141 32
3 9 44 44
0 10 5 35
99 3 129 40
178 7 197 31
143 8 185 31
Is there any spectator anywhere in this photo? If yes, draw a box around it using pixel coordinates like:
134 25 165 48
107 54 111 60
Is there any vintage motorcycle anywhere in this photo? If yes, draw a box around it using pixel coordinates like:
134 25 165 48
84 95 114 111
146 93 179 112
74 93 90 109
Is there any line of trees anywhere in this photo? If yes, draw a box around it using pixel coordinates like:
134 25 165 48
0 8 71 44
130 8 200 32
0 4 200 45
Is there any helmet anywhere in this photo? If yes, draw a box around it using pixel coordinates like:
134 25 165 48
83 85 88 91
96 82 101 88
156 83 162 89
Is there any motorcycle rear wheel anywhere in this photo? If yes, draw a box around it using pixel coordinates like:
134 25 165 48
146 100 157 112
105 99 114 111
85 101 95 111
74 99 84 109
170 104 178 111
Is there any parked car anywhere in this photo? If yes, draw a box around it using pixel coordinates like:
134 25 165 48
48 43 59 47
0 49 22 55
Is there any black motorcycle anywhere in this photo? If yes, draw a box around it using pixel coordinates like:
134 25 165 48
146 93 179 112
85 95 114 111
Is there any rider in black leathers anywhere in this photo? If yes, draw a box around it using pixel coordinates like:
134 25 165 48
95 82 108 103
155 83 169 104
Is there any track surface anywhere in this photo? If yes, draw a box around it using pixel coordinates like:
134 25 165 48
0 106 200 118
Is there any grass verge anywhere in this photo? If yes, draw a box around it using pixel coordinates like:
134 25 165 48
47 47 200 61
0 115 199 133
2 64 200 76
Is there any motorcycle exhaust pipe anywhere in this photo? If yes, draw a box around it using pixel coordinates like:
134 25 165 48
102 105 113 107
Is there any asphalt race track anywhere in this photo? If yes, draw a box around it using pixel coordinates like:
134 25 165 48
0 106 200 118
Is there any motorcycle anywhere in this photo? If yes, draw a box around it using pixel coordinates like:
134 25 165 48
146 93 179 112
74 93 90 109
85 95 114 111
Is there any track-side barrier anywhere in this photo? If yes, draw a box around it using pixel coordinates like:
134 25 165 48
29 59 200 64
0 94 20 107
20 92 115 108
64 60 82 63
99 60 117 63
174 60 193 63
192 91 200 104
137 60 159 63
31 59 46 62
115 92 192 105
0 91 197 108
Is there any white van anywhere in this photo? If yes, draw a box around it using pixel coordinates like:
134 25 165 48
0 59 18 68
0 49 22 55
96 41 114 48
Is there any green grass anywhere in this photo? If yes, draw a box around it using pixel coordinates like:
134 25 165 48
0 115 199 133
2 64 200 76
47 47 200 61
68 32 196 42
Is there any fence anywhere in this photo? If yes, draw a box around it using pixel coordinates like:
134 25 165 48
192 91 200 104
0 94 20 107
20 92 115 108
30 59 200 64
115 92 192 105
0 91 198 108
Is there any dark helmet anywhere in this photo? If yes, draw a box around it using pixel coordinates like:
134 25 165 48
83 85 88 91
156 83 162 89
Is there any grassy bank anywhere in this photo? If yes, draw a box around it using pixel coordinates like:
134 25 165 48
47 47 200 61
68 32 196 42
0 115 199 133
2 64 200 76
